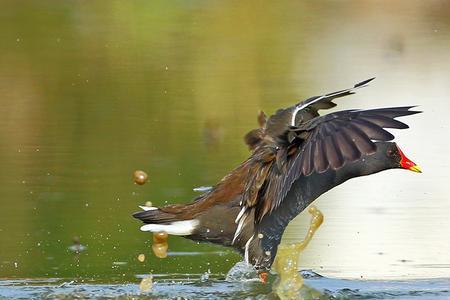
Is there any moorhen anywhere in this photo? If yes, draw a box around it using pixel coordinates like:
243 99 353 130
133 78 421 274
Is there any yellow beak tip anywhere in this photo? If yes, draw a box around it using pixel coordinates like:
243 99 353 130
410 165 422 173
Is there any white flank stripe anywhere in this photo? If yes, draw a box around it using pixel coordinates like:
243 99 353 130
244 235 254 264
232 212 248 245
139 206 158 211
232 220 244 244
140 220 199 235
235 206 246 223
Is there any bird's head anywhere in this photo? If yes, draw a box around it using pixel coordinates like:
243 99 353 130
385 142 421 173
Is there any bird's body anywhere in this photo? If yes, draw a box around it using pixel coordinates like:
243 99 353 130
133 79 421 273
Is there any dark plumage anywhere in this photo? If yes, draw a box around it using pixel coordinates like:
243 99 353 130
133 78 421 273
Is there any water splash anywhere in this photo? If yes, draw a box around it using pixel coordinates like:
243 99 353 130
152 232 168 258
272 205 325 299
139 276 153 293
225 261 259 282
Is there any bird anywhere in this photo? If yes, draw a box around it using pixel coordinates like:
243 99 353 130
133 78 421 276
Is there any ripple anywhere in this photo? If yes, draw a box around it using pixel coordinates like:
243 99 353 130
0 276 449 299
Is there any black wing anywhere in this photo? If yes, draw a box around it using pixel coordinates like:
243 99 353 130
280 106 421 201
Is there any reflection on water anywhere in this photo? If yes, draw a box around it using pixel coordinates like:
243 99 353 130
1 0 450 284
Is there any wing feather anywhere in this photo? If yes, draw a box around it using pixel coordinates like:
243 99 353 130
327 135 345 169
359 114 409 129
313 138 328 173
335 129 361 161
295 78 375 112
301 142 313 176
346 123 377 153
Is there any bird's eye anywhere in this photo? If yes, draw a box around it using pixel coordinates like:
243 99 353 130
387 149 394 156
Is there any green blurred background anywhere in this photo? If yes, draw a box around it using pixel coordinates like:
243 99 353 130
1 1 449 281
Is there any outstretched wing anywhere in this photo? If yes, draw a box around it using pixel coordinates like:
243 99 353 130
290 106 420 175
259 106 421 219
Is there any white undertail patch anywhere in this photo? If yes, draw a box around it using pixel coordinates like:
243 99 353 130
140 219 199 236
139 205 158 211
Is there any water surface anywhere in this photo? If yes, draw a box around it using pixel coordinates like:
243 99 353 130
1 275 449 300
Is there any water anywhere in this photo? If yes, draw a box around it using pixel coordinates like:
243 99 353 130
1 274 449 299
1 0 450 298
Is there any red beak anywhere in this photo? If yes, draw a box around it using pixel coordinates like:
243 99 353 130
397 146 421 173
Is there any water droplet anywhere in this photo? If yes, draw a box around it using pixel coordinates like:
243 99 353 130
133 170 148 185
